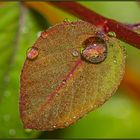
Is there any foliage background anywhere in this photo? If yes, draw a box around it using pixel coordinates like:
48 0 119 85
0 1 140 138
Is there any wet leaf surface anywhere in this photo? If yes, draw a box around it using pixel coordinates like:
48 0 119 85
20 20 126 130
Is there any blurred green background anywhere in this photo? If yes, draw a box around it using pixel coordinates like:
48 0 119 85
0 1 140 138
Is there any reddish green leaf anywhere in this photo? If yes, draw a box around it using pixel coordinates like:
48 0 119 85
20 21 126 130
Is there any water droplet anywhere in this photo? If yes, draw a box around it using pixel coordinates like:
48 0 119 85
113 56 117 64
62 79 66 84
64 122 69 126
41 31 48 39
81 36 107 64
25 129 32 133
37 31 42 37
27 47 39 60
53 125 57 128
63 18 71 22
9 129 16 136
73 116 76 119
3 114 10 121
72 50 79 57
108 31 116 37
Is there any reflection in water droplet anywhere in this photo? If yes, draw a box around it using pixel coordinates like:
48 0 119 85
27 47 39 60
9 129 16 136
3 114 10 121
72 50 79 57
108 31 116 37
81 36 107 64
41 31 48 39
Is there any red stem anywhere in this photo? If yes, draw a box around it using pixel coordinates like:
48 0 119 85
50 2 140 49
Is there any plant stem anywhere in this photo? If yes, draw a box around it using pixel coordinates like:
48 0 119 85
50 2 140 49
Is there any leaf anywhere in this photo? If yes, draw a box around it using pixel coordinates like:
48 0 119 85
20 20 126 131
0 2 49 138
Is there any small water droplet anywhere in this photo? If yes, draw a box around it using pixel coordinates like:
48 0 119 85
3 114 10 121
9 129 16 136
62 79 66 84
73 116 76 119
41 31 48 39
108 31 116 37
53 125 57 128
113 56 117 64
64 122 69 126
37 31 42 37
63 18 71 22
25 129 32 133
27 47 39 60
81 36 107 64
72 50 79 57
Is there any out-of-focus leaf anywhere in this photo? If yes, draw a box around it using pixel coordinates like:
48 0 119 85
20 21 125 130
24 2 76 25
0 2 49 138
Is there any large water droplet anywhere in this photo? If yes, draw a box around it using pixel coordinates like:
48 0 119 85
81 36 107 64
9 129 16 136
27 47 39 60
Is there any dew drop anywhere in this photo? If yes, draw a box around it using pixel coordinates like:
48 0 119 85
108 31 116 37
113 56 117 64
81 36 107 64
73 116 76 119
72 50 79 57
53 125 57 128
62 79 66 84
27 47 39 60
37 31 42 37
41 31 48 39
9 129 16 136
25 129 32 133
63 18 71 22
